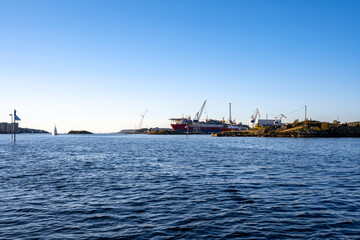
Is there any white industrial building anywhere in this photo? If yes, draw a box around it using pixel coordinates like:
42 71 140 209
0 122 18 134
249 119 282 128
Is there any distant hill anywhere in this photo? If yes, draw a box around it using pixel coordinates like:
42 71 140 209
119 129 137 134
119 128 172 134
18 128 49 134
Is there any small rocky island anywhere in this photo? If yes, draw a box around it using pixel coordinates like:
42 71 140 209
120 128 181 135
213 120 360 138
67 130 93 134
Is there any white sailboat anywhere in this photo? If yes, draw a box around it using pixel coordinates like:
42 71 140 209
52 125 58 136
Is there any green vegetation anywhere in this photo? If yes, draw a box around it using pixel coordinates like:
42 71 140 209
214 120 360 138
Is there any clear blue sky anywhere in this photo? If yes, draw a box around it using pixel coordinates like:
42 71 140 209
1 0 359 133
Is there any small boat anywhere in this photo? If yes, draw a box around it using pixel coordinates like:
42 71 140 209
52 125 58 136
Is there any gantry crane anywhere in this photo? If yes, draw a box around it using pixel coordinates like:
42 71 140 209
250 108 261 123
274 114 286 125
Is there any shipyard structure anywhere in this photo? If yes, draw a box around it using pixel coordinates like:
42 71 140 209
170 101 248 133
169 101 289 133
248 109 286 128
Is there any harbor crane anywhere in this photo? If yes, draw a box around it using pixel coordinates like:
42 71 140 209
250 108 261 123
274 114 286 125
138 109 148 129
194 100 207 122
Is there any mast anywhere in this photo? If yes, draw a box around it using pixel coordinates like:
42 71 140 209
9 114 13 141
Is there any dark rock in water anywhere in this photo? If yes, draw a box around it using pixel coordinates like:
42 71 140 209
68 130 93 134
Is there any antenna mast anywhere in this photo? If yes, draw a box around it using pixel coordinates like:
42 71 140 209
229 103 232 123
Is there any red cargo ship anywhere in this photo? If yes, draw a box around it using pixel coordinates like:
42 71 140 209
169 101 248 133
169 118 247 133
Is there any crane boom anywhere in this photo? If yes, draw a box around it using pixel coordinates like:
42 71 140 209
139 109 148 129
280 114 286 120
274 114 286 125
194 100 207 121
275 114 286 121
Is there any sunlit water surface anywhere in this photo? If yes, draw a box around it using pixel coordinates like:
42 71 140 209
0 134 359 239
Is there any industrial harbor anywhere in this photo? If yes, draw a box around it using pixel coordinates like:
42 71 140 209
118 101 360 138
1 102 360 138
4 101 358 139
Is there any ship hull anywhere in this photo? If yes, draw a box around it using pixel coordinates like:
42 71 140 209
171 124 244 133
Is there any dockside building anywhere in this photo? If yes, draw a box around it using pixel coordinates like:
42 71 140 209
0 122 19 134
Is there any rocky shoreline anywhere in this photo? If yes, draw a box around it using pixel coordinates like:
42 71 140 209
212 121 360 138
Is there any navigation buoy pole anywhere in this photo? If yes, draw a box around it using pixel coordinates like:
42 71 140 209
13 110 16 142
9 114 13 141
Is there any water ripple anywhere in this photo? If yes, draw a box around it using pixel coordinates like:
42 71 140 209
0 135 359 239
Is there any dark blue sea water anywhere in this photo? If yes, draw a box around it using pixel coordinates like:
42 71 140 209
0 134 359 239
